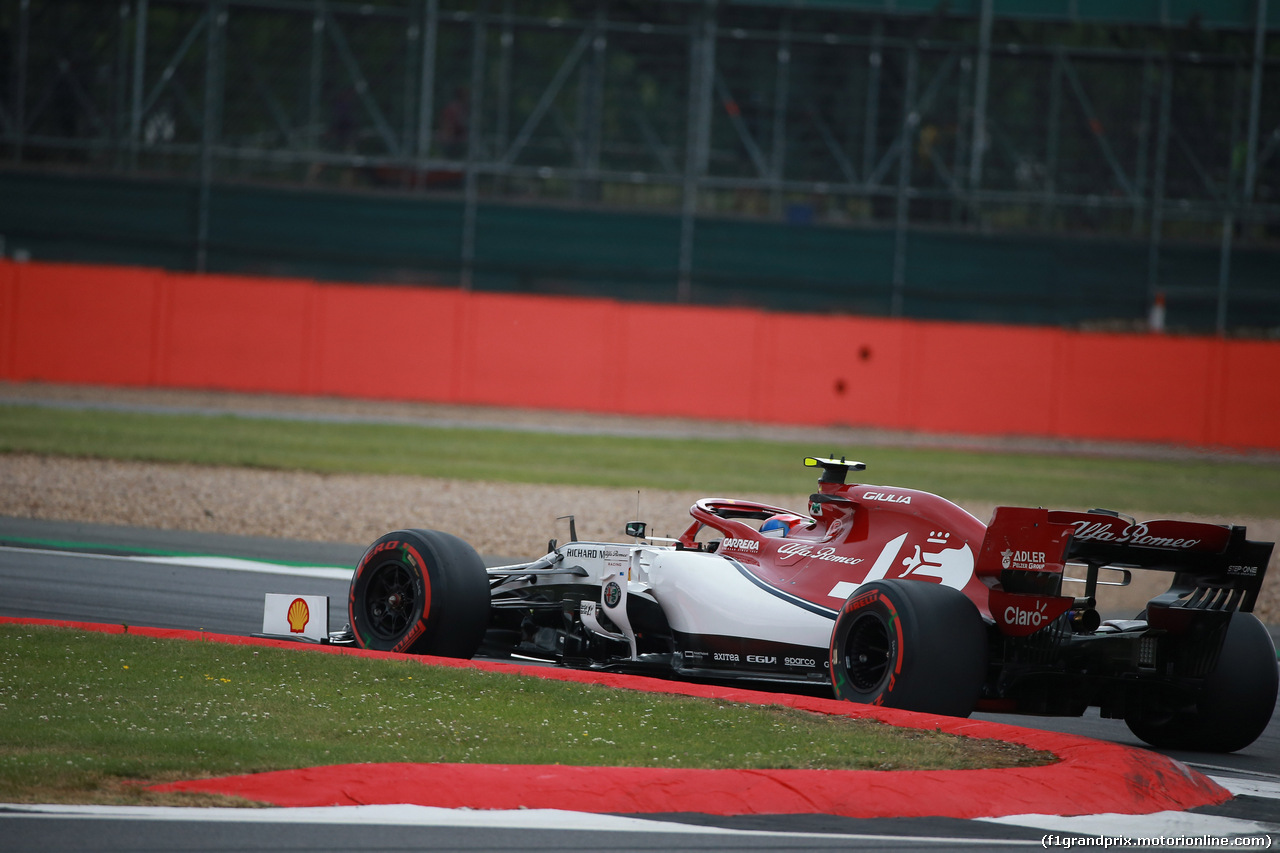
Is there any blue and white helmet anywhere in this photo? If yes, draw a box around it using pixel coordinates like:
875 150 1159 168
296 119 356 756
760 513 807 538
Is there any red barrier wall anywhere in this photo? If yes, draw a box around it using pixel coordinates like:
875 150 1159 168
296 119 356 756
3 260 1278 450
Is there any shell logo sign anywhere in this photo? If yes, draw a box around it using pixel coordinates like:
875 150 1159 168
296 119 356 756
287 598 310 633
262 593 329 642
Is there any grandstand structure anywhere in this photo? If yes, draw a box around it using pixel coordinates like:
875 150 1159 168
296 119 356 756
1 0 1278 332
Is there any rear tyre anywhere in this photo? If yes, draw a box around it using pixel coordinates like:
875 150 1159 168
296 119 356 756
829 579 987 718
348 529 490 658
1125 612 1278 753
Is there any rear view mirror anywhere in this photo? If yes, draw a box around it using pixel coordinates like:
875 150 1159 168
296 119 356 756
625 522 647 539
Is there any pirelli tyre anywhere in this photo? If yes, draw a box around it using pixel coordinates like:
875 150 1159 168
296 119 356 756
829 579 987 718
1125 611 1278 753
348 529 490 658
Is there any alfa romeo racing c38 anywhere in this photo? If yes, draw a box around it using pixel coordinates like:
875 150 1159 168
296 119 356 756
344 456 1278 752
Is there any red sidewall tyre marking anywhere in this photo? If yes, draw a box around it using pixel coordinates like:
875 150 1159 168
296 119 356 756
390 544 431 655
832 588 903 704
350 537 432 653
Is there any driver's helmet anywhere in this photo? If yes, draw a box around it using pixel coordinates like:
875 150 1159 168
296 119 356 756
760 513 807 538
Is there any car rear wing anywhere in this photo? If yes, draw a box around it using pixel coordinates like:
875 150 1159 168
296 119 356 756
978 507 1273 614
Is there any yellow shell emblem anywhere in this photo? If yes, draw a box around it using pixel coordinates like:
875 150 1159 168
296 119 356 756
287 597 311 633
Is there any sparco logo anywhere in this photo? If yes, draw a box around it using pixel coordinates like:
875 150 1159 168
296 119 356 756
1070 520 1200 549
721 538 760 552
1004 601 1049 628
777 542 864 566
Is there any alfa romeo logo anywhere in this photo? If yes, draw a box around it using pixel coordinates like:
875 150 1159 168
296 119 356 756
603 581 622 608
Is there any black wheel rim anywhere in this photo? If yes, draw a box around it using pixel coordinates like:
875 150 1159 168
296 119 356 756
843 613 892 693
362 560 418 641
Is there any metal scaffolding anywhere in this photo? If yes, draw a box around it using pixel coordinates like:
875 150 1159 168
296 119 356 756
2 0 1278 331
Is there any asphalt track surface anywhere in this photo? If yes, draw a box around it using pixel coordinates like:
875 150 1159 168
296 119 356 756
2 516 1279 852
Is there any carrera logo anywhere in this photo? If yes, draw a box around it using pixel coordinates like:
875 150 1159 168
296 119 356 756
863 491 911 505
1070 520 1200 549
721 538 760 553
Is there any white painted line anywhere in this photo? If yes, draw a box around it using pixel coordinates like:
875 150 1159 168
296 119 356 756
1211 775 1280 801
0 545 351 581
0 804 1040 844
130 554 351 580
1191 763 1280 783
981 809 1278 838
2 804 728 829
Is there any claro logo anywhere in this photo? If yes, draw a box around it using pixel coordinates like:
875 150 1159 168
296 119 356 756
1003 600 1049 628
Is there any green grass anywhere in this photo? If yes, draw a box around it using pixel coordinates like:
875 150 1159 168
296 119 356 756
1 404 1278 517
0 626 1048 806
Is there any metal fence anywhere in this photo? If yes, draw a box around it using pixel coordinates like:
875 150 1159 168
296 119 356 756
2 0 1278 331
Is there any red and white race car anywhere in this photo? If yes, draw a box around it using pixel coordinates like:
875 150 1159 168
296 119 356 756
344 456 1278 752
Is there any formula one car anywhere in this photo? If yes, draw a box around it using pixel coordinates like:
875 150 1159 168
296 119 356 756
345 456 1278 752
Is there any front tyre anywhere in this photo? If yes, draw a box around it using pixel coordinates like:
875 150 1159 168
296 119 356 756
829 579 987 718
1125 612 1278 753
348 529 489 658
